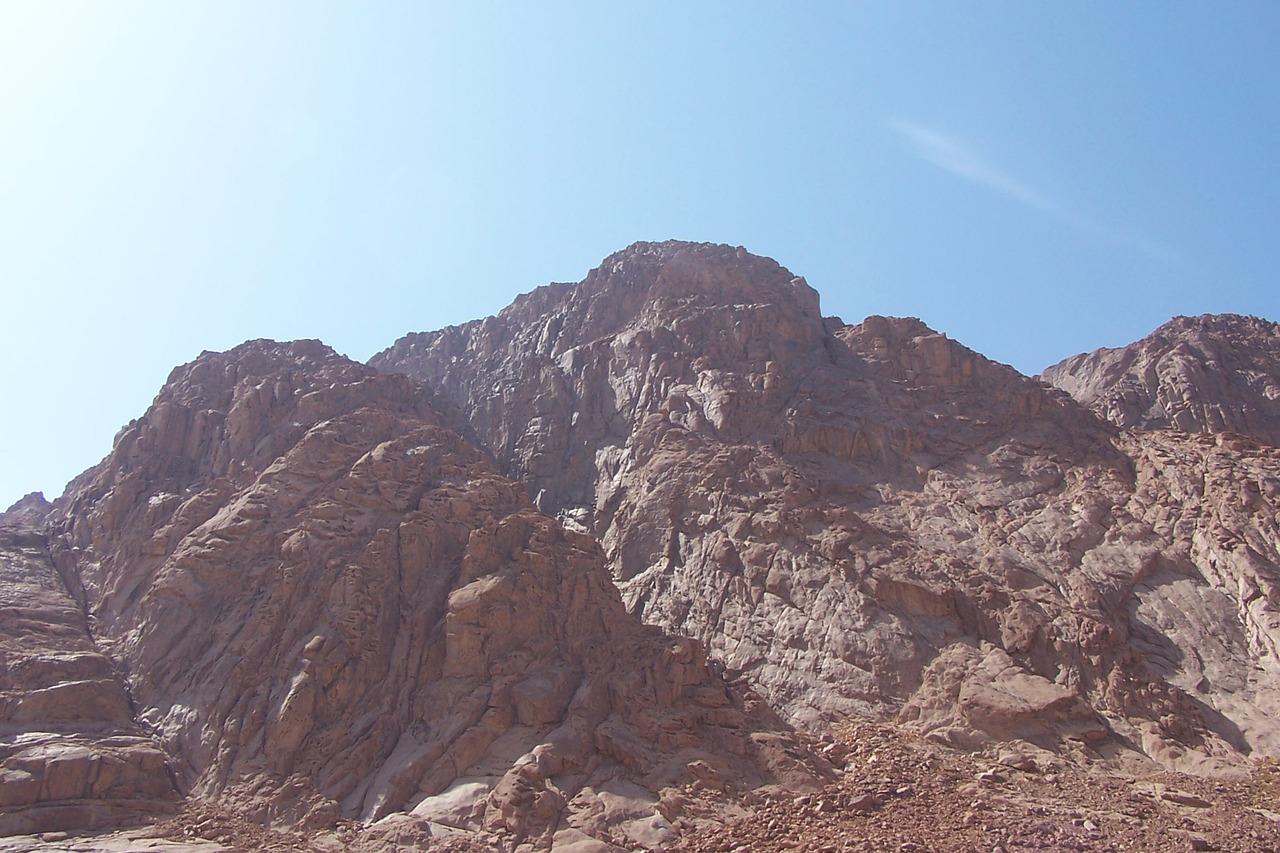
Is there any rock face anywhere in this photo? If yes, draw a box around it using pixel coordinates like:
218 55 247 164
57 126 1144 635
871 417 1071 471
8 240 1280 846
33 339 825 848
0 518 176 835
2 493 53 529
374 241 1280 773
1042 313 1280 444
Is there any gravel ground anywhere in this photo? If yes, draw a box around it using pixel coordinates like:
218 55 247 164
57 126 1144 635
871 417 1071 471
9 723 1280 852
673 723 1280 853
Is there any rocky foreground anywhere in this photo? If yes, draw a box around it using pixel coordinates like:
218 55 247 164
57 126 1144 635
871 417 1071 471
5 722 1280 852
3 241 1280 850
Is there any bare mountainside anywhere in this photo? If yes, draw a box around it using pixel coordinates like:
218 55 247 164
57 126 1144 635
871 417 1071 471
3 339 827 849
1043 313 1280 444
4 240 1280 851
374 241 1280 775
0 519 177 836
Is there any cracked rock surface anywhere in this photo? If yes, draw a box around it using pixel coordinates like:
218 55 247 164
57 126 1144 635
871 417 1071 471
375 241 1280 773
6 241 1280 850
1043 313 1280 443
0 516 177 836
10 339 826 848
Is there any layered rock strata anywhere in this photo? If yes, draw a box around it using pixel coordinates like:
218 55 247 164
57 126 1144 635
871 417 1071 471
0 512 176 835
31 339 825 848
374 241 1280 773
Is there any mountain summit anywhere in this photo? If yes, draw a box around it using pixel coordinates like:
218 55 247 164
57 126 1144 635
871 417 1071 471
4 242 1280 850
1043 313 1280 445
375 243 1280 777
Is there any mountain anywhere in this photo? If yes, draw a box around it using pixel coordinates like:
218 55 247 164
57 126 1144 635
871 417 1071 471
0 519 176 835
374 241 1280 774
1042 313 1280 445
5 241 1280 850
7 338 826 849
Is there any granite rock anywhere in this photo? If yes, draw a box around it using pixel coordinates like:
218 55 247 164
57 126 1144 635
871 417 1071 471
36 339 827 846
0 521 177 835
1043 313 1280 444
374 242 1280 772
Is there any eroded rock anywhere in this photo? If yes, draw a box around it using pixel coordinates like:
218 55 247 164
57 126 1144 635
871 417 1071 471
37 339 827 846
0 521 177 835
373 241 1280 772
1043 313 1280 444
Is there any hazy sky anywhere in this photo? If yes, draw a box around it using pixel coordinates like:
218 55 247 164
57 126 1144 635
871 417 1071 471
3 2 1279 507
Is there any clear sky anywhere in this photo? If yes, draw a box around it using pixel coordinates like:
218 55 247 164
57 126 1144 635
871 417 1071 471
3 2 1279 508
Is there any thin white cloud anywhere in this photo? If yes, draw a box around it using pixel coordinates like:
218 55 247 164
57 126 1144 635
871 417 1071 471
888 118 1059 214
887 118 1178 265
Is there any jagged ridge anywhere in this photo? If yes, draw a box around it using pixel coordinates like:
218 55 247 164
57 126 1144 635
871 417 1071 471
1043 313 1280 445
374 242 1280 778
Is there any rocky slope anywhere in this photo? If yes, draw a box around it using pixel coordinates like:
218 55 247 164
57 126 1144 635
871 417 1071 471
1042 313 1280 444
674 720 1280 853
0 514 176 836
6 240 1280 850
374 241 1280 776
13 339 827 849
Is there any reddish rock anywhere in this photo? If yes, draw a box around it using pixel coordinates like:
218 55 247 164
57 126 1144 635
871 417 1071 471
37 339 827 846
7 241 1280 850
374 241 1280 772
0 524 177 835
1043 313 1280 444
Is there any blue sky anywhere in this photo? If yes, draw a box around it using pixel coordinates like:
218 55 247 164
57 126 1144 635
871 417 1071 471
3 2 1279 507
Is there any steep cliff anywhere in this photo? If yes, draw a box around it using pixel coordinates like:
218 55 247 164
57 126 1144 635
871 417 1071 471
33 339 826 849
374 241 1280 774
0 515 176 836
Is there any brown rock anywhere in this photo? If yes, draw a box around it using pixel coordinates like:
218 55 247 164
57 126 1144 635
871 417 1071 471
11 241 1280 850
37 339 828 846
373 241 1280 772
1160 789 1212 808
1043 313 1280 444
0 524 176 835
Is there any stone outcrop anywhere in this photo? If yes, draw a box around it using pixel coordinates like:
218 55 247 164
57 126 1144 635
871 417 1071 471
1042 313 1280 444
1 493 52 529
374 241 1280 773
0 517 176 835
7 240 1280 847
32 339 826 848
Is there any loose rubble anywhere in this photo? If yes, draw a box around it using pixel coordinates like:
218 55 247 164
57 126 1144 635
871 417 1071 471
676 722 1280 853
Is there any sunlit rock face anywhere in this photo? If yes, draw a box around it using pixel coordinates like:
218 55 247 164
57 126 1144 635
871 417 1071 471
31 338 825 847
375 241 1280 774
1043 313 1280 444
8 240 1280 848
0 518 177 836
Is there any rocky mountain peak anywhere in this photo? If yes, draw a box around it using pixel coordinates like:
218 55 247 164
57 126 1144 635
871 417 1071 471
371 246 1280 786
512 239 822 332
374 241 825 381
587 239 822 320
11 336 828 845
0 491 52 530
1043 312 1280 444
7 242 1280 850
1162 311 1278 335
